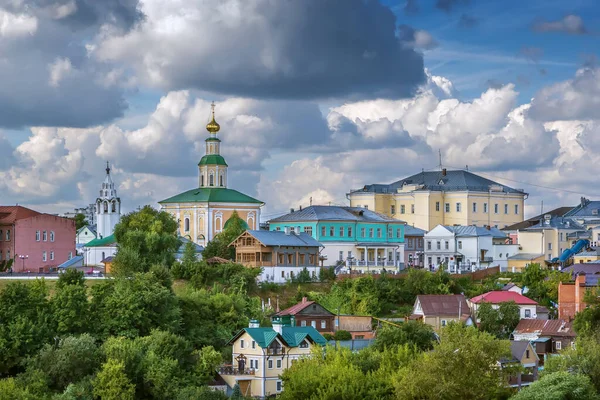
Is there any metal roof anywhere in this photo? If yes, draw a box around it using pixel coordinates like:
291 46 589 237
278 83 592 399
404 225 427 237
269 205 403 223
513 319 575 338
229 326 327 348
526 217 584 230
84 234 117 248
507 253 544 260
442 225 506 238
470 291 537 305
564 199 600 218
351 170 526 195
159 187 263 204
415 294 470 317
502 207 574 231
246 230 322 247
57 255 84 269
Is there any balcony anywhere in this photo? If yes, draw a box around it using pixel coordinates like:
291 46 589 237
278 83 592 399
348 260 399 267
480 257 494 263
219 365 255 376
267 348 284 356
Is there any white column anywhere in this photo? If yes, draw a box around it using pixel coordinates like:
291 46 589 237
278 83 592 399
193 208 198 244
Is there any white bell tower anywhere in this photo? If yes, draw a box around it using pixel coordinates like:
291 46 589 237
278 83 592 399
95 162 121 238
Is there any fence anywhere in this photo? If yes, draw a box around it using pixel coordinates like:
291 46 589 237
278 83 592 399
450 266 500 281
327 339 374 351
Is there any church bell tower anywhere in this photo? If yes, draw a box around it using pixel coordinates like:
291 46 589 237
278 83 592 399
198 102 228 188
95 162 121 238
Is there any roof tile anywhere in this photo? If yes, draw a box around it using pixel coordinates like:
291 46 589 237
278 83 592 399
470 291 537 305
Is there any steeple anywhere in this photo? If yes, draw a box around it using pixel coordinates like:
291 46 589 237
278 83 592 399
106 161 111 175
198 103 228 188
95 162 121 238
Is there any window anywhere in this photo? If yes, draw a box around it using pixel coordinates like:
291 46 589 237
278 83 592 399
391 205 395 214
397 228 401 238
526 350 530 358
36 230 40 241
276 359 282 369
268 360 273 369
436 241 441 250
348 251 352 259
427 241 432 250
184 217 190 232
320 320 327 329
494 204 499 214
252 340 256 349
364 205 368 210
50 231 54 242
301 320 307 327
504 204 508 214
347 227 352 237
411 204 415 214
43 231 47 241
304 226 313 236
68 252 73 260
339 227 344 237
50 251 54 261
400 205 406 214
525 309 531 318
472 202 477 213
388 228 393 238
556 341 562 350
456 203 461 212
428 256 432 266
0 229 2 241
209 174 214 186
407 238 414 248
321 226 326 236
200 175 204 186
5 230 9 241
458 241 462 250
339 251 343 261
220 175 224 187
276 227 281 231
484 203 488 213
514 204 519 215
6 250 9 260
278 254 284 264
360 228 365 237
299 254 306 264
560 232 563 242
369 228 374 238
444 241 449 250
42 251 47 262
299 340 309 348
330 226 335 236
276 381 282 392
377 228 382 238
287 254 293 264
445 203 450 212
441 320 447 326
311 321 316 328
240 339 245 349
436 201 440 212
548 243 553 250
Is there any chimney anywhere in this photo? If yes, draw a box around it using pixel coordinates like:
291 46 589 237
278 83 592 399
299 205 302 211
442 168 447 176
302 297 308 303
249 319 260 328
284 226 291 235
272 320 283 335
290 208 294 213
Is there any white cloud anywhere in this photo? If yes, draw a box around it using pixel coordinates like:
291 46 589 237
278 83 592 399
48 57 73 87
0 9 37 37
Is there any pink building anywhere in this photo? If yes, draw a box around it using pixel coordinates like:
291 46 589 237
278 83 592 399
0 206 76 272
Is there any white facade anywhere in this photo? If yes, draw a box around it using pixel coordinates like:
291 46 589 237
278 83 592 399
76 226 97 245
96 162 121 239
260 266 321 284
84 246 117 266
470 301 538 321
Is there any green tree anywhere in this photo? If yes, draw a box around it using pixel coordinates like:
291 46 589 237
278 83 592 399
333 330 352 341
573 287 600 335
393 323 514 400
93 359 136 400
113 205 181 271
172 242 201 280
374 322 435 352
202 210 246 260
544 333 600 392
511 372 599 400
477 301 520 339
292 267 313 283
73 214 87 231
0 378 38 400
53 270 90 335
52 378 94 400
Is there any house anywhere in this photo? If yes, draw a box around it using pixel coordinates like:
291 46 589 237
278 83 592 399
404 225 426 268
273 297 335 333
506 253 545 273
558 274 596 320
230 230 322 283
409 294 474 330
273 298 375 339
175 236 204 262
572 248 600 264
347 168 527 231
0 206 76 272
76 225 97 245
502 283 523 293
83 234 117 267
268 205 406 273
423 225 518 272
468 291 539 320
561 263 600 280
564 197 600 230
219 319 327 398
501 341 539 388
101 256 114 274
512 319 576 366
502 206 574 245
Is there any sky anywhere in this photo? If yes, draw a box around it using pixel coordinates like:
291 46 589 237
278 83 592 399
1 0 600 221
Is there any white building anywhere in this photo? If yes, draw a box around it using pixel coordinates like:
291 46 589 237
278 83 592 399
468 291 540 321
76 226 97 246
83 234 117 267
424 225 519 272
96 162 121 239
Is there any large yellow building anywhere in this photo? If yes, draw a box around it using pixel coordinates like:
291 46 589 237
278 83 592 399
348 169 527 231
219 319 327 398
159 104 264 246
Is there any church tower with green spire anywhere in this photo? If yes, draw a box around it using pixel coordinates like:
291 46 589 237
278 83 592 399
198 102 228 188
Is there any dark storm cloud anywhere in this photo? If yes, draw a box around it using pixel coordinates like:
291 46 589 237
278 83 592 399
100 0 426 101
532 14 587 35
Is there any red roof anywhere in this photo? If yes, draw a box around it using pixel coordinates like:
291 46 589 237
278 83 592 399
470 291 537 305
275 298 316 316
0 206 41 224
513 319 575 338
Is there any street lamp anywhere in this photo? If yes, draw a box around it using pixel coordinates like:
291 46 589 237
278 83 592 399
18 255 28 272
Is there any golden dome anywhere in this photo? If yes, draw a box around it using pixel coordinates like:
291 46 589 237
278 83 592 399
206 102 220 133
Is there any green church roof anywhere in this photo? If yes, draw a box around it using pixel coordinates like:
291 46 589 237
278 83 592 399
198 154 228 166
159 187 264 204
205 138 221 142
85 234 116 248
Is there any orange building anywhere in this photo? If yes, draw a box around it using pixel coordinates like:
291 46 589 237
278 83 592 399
558 275 592 320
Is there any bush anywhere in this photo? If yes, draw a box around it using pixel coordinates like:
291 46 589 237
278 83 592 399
333 330 352 341
319 267 336 282
322 333 334 341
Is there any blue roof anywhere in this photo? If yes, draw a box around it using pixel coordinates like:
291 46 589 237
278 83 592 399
443 225 506 238
175 236 204 259
351 170 526 195
269 205 403 223
526 217 584 230
245 230 322 247
57 255 84 269
564 199 600 218
404 225 427 237
77 225 96 236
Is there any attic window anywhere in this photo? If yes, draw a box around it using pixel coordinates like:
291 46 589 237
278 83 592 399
439 180 445 185
593 209 599 216
312 305 316 310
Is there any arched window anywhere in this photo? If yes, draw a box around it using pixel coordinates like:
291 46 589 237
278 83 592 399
201 175 204 186
111 201 116 212
209 173 214 186
184 217 190 232
220 175 224 187
103 201 108 213
215 216 222 232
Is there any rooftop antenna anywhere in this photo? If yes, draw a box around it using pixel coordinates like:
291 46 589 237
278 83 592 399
310 197 313 206
438 149 442 170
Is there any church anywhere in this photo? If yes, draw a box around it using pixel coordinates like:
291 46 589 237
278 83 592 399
159 104 264 246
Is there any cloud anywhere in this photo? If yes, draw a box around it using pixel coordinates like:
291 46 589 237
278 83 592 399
0 1 142 128
96 0 426 100
436 0 470 13
533 14 587 35
398 25 438 50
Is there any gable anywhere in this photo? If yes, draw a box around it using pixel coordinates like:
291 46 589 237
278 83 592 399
296 303 335 317
426 225 454 237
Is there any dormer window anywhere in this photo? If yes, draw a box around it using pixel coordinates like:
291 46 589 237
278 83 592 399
299 340 309 349
439 180 445 185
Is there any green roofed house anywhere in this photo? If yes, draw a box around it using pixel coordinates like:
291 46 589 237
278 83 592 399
158 103 264 247
219 319 326 398
83 233 117 267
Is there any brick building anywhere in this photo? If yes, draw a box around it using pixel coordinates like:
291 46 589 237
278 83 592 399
0 206 76 272
558 275 594 320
